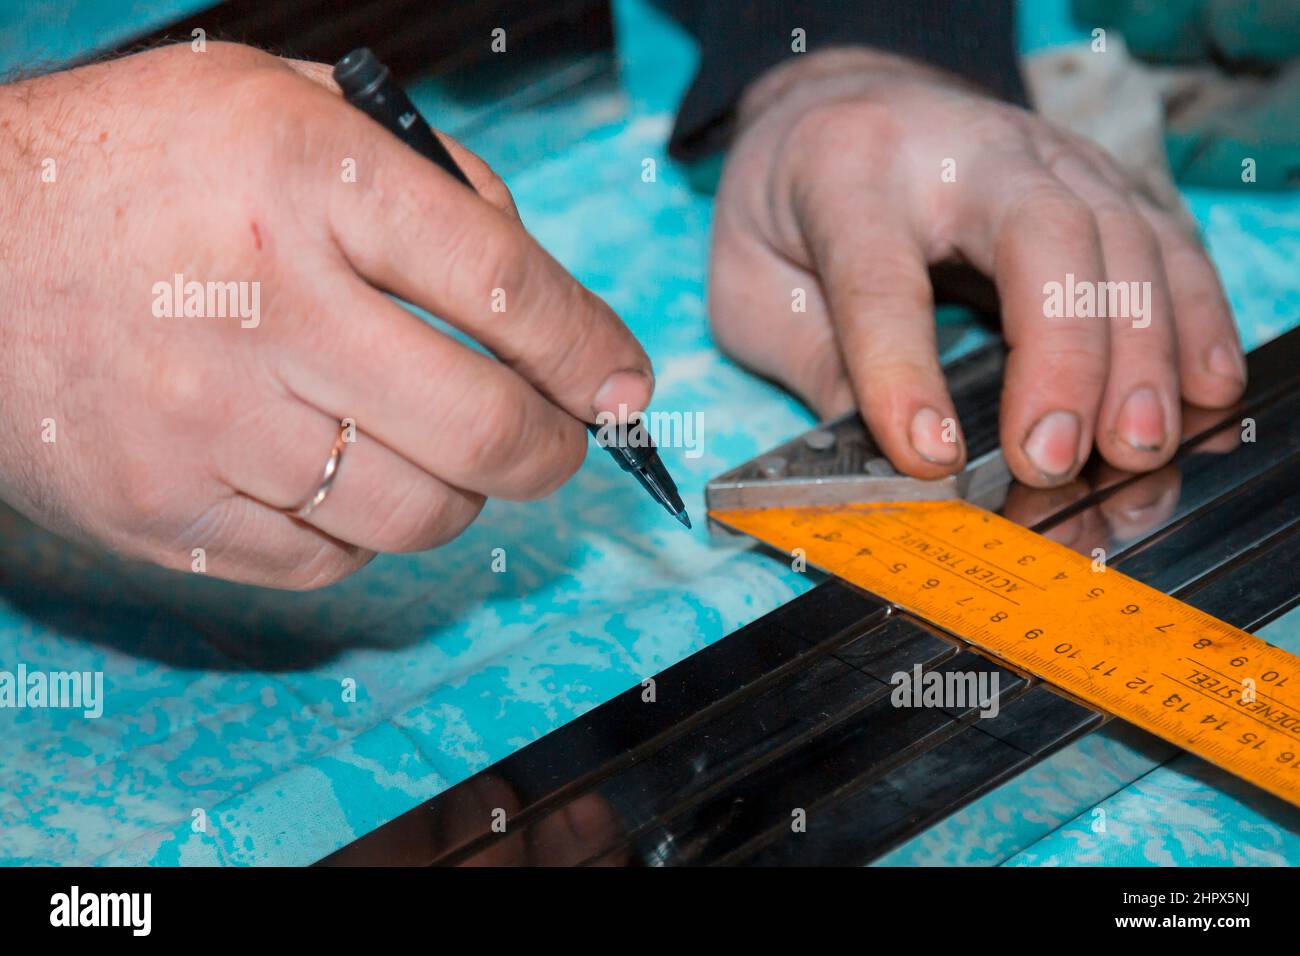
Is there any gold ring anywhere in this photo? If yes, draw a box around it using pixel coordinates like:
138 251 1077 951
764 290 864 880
287 422 349 519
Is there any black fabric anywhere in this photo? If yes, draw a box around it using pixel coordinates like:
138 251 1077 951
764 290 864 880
657 0 1028 161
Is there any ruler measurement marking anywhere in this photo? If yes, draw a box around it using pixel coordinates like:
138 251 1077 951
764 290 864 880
711 500 1300 807
847 524 1023 607
1181 661 1300 714
886 513 1046 591
1183 655 1299 709
1157 672 1300 744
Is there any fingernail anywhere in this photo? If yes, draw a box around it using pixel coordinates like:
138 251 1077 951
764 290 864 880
1116 386 1166 452
1022 410 1080 479
593 369 653 418
1207 343 1245 384
909 407 962 465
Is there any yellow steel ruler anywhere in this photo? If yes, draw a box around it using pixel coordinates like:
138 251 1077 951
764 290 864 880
711 499 1300 807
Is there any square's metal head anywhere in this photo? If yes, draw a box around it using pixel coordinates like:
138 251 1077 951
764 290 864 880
705 342 1012 514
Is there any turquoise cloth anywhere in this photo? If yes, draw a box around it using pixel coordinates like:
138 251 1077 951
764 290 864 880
0 0 1297 865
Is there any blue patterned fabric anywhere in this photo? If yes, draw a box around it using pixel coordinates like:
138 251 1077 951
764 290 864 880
0 0 1297 866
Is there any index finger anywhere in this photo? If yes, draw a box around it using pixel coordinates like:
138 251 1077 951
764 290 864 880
315 88 654 423
793 171 967 479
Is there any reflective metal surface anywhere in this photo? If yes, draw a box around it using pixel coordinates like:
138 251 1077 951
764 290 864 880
320 328 1300 867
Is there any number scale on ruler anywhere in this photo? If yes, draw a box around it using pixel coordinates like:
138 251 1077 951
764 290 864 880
711 499 1300 807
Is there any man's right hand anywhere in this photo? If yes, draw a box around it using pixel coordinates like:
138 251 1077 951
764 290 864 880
0 42 653 589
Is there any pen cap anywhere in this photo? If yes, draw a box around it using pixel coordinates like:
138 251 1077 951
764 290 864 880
333 48 389 100
331 47 473 188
